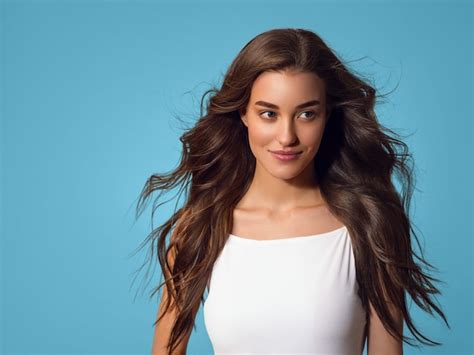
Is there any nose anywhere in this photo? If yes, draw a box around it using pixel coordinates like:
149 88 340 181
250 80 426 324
276 118 298 146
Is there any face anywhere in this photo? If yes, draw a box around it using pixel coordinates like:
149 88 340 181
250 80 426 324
240 69 330 182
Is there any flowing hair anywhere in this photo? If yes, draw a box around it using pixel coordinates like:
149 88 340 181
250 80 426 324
131 28 450 354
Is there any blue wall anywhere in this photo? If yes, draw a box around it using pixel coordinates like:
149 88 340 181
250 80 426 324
1 1 472 354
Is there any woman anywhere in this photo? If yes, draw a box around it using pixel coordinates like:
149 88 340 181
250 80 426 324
134 28 450 355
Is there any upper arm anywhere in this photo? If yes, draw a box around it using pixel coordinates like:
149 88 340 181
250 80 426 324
366 300 404 355
151 234 190 355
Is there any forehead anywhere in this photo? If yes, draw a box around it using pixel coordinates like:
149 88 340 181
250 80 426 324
250 70 326 102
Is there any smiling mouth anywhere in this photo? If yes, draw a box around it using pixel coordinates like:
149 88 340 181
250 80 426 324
268 150 303 155
269 150 302 161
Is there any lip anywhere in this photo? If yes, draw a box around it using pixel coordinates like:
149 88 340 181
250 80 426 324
269 150 302 155
269 150 302 162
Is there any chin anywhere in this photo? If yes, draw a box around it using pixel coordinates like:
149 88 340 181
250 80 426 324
267 164 306 180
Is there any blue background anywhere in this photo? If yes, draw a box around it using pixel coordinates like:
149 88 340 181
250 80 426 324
1 1 472 354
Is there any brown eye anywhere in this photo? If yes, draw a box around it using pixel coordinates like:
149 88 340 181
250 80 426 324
260 111 276 120
300 111 316 120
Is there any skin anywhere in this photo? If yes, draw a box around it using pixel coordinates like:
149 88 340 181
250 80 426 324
236 69 403 355
151 69 403 354
239 69 329 214
236 69 341 236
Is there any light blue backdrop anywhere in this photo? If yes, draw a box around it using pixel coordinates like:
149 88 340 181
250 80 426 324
1 1 472 354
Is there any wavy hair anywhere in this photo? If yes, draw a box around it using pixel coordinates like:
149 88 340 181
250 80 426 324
132 28 450 354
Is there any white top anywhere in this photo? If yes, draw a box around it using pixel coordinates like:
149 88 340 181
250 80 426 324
203 225 367 355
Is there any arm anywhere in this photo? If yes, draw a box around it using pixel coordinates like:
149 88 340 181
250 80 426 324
150 285 190 355
366 300 403 355
151 237 191 355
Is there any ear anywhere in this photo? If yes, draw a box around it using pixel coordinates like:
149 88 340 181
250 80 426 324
240 110 248 127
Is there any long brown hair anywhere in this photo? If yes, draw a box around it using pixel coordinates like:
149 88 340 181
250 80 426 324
131 28 450 353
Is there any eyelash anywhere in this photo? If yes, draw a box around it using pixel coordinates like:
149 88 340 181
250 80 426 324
259 111 317 121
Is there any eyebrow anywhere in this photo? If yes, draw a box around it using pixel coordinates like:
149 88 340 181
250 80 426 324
254 99 321 110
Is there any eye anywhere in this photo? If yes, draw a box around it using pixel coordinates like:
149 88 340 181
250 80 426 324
260 111 277 120
259 110 318 121
299 111 317 120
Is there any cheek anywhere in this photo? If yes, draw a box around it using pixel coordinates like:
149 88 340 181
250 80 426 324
248 121 273 147
300 128 325 153
302 130 321 145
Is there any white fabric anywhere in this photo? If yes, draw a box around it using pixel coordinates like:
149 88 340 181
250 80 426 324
203 225 367 355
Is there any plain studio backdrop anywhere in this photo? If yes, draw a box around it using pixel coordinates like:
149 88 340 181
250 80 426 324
0 0 472 354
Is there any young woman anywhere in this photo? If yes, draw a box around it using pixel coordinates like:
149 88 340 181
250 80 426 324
135 28 450 355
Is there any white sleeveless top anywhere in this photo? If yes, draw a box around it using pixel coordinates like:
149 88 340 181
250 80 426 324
203 225 367 355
